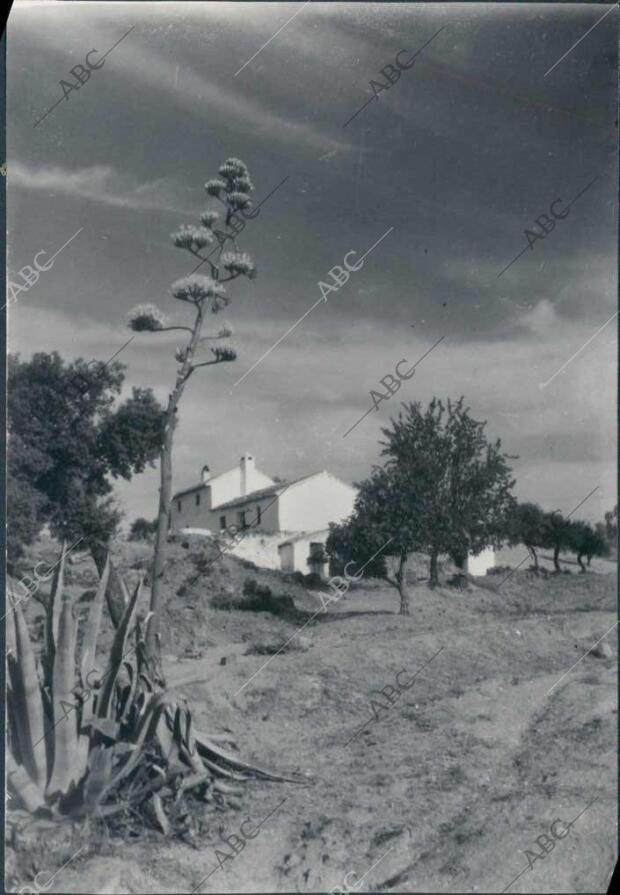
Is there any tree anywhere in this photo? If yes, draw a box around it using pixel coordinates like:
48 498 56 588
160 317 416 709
567 521 608 571
129 157 258 663
7 352 165 570
540 511 573 573
604 505 617 540
327 466 413 615
327 398 516 612
129 517 158 541
382 398 515 587
507 502 548 570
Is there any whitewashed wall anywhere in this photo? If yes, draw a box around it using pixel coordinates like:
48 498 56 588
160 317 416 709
278 473 356 532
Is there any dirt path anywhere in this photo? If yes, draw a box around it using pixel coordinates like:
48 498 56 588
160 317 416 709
50 576 616 893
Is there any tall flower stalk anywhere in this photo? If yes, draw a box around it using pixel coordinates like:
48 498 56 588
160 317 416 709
129 158 257 666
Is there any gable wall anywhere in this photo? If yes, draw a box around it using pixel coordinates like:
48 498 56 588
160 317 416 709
278 473 357 532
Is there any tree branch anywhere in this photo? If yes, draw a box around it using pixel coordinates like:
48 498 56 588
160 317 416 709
189 359 225 371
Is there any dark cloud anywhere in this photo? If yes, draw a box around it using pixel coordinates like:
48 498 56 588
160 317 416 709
7 1 617 522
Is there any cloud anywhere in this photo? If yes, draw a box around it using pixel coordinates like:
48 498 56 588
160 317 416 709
516 299 562 335
15 10 353 155
9 300 615 524
10 161 199 214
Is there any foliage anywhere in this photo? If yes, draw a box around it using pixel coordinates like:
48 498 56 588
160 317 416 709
129 517 158 541
7 352 165 565
539 511 574 572
506 502 548 569
566 521 609 571
508 502 611 573
598 505 618 555
380 398 516 562
328 398 516 610
7 548 301 831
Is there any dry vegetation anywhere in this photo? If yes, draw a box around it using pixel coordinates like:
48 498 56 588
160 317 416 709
6 536 617 893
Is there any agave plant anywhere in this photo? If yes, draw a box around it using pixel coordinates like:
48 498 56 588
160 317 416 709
7 547 303 830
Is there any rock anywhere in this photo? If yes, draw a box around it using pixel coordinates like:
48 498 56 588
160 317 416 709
590 639 612 659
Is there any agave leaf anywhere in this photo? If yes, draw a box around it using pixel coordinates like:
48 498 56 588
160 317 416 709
98 576 143 719
7 659 29 772
84 717 120 741
118 661 138 725
5 577 19 655
46 593 81 799
6 754 46 814
100 694 167 799
173 704 203 774
146 793 170 835
80 554 110 684
213 779 244 795
179 771 212 793
154 710 188 776
12 603 47 785
82 745 114 813
198 755 247 781
194 729 307 783
44 543 67 690
105 559 130 629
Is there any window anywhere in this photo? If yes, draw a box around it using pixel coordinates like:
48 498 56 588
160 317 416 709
256 506 262 525
219 516 226 531
237 510 247 529
177 500 182 512
195 493 200 507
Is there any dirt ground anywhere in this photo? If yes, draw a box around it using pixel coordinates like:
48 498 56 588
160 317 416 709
7 541 618 893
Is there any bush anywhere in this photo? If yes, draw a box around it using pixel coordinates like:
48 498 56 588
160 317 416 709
211 579 297 617
291 570 325 588
128 517 158 541
486 565 513 576
447 573 470 589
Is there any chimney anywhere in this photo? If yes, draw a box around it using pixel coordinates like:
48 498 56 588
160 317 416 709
201 464 211 484
240 453 255 496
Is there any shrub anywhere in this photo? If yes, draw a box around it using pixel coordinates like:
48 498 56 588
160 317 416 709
7 548 301 829
487 565 513 576
128 517 158 541
210 579 297 617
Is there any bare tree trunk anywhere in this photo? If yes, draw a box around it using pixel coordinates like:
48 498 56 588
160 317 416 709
553 543 561 573
146 416 175 663
429 549 439 587
146 307 204 666
577 552 586 573
396 553 411 616
529 545 539 570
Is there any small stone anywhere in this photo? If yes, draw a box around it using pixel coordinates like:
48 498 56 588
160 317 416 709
591 640 612 659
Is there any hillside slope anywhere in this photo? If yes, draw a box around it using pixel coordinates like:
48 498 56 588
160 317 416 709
9 539 618 893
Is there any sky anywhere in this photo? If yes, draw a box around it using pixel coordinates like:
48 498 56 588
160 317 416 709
7 0 618 527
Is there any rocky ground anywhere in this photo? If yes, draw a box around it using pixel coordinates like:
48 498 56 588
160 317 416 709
6 539 617 893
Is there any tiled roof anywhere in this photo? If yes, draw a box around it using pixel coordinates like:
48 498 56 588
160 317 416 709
172 481 210 500
213 471 322 511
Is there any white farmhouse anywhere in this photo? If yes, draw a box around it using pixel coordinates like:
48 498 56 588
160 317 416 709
170 453 497 579
170 454 357 576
